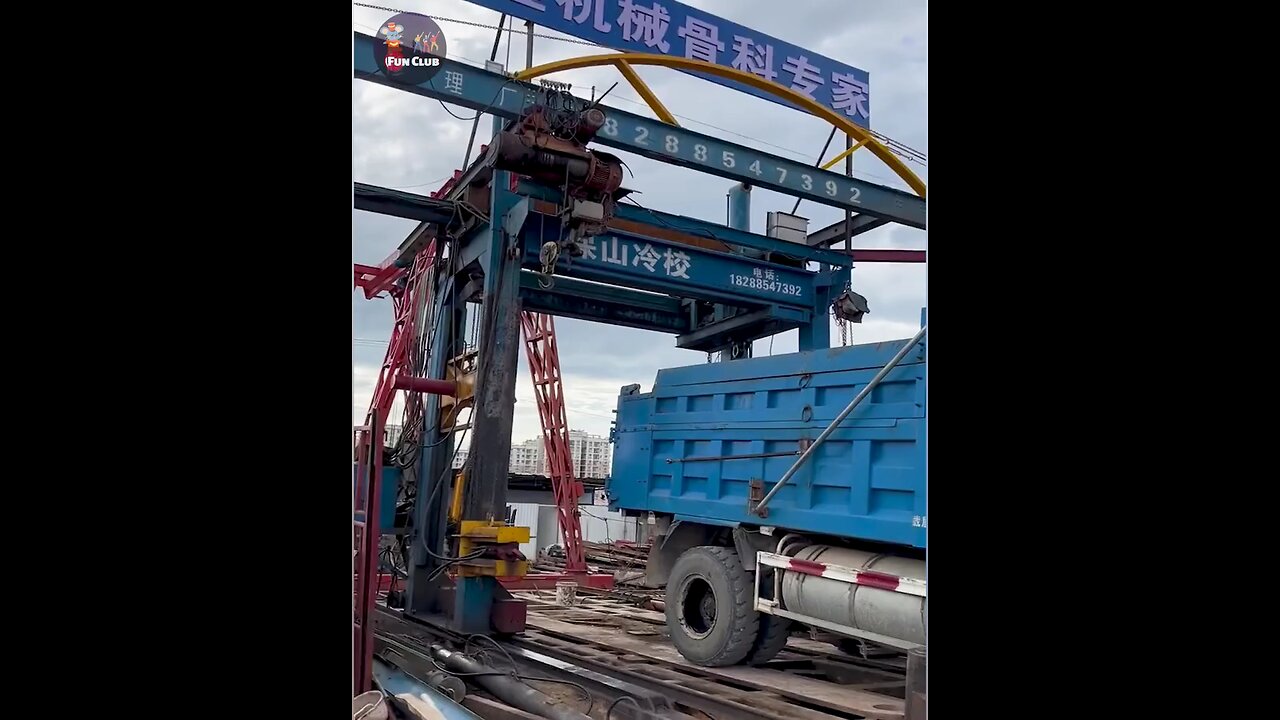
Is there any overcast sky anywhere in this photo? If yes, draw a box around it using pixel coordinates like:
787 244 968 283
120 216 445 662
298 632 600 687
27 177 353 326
352 0 927 447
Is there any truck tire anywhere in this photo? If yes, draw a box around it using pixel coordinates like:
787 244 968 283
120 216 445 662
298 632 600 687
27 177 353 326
744 615 793 665
666 546 760 667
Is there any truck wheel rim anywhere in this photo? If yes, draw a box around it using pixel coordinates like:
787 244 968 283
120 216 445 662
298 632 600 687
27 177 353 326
678 574 716 639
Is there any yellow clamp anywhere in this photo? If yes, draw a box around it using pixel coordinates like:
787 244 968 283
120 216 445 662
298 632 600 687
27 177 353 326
456 520 530 578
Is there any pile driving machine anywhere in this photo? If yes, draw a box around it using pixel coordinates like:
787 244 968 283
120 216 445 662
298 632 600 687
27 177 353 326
353 29 926 681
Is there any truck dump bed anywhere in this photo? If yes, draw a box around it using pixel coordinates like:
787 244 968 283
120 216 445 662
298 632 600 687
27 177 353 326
608 337 926 549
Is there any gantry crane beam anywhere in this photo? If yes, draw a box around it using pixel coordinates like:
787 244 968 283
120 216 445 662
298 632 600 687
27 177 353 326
353 34 925 229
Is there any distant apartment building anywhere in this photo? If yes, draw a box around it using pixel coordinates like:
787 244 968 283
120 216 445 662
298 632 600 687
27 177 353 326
510 441 543 475
564 430 612 479
448 431 613 478
510 430 612 478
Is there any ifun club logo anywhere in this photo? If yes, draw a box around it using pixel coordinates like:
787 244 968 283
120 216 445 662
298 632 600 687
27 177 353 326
375 12 448 84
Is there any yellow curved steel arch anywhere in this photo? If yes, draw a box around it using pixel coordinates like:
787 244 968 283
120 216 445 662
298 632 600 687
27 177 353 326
514 53 925 199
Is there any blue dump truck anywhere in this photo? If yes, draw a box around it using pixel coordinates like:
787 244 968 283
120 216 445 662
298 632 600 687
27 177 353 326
606 329 926 667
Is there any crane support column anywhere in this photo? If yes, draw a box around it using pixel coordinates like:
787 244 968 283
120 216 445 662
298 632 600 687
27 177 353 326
727 183 751 233
465 172 523 524
713 182 756 360
452 168 530 634
405 274 464 619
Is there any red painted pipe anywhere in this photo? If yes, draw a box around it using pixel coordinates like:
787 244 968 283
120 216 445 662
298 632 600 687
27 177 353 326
393 375 457 396
848 249 926 263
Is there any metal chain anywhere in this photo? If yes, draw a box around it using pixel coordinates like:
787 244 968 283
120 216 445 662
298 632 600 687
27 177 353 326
538 242 560 289
838 280 851 345
540 242 561 275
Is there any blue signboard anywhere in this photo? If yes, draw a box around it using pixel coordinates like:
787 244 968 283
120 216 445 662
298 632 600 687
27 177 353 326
354 36 925 227
522 223 818 309
461 0 872 128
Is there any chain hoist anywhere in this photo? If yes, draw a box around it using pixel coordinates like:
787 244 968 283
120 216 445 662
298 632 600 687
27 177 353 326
538 241 561 289
832 283 870 347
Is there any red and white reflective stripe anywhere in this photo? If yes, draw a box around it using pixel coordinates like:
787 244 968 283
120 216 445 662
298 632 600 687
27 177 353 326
757 552 926 597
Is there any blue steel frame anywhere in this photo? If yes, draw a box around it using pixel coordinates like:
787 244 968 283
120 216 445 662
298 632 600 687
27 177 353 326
511 194 842 351
522 212 821 309
353 34 924 229
352 32 926 631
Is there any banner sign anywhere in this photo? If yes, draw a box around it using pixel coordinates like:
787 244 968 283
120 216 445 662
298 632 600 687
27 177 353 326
464 0 872 127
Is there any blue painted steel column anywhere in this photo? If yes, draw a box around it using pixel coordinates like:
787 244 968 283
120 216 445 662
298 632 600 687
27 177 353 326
798 270 834 351
716 184 755 359
727 183 751 233
405 273 461 618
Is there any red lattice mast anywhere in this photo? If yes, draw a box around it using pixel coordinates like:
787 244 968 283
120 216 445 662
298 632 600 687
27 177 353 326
520 311 587 573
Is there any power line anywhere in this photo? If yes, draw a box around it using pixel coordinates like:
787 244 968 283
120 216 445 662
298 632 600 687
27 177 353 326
385 174 454 189
353 3 599 46
515 399 614 420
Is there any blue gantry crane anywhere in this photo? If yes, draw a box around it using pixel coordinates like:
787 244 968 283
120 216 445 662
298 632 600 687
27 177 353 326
352 25 925 690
